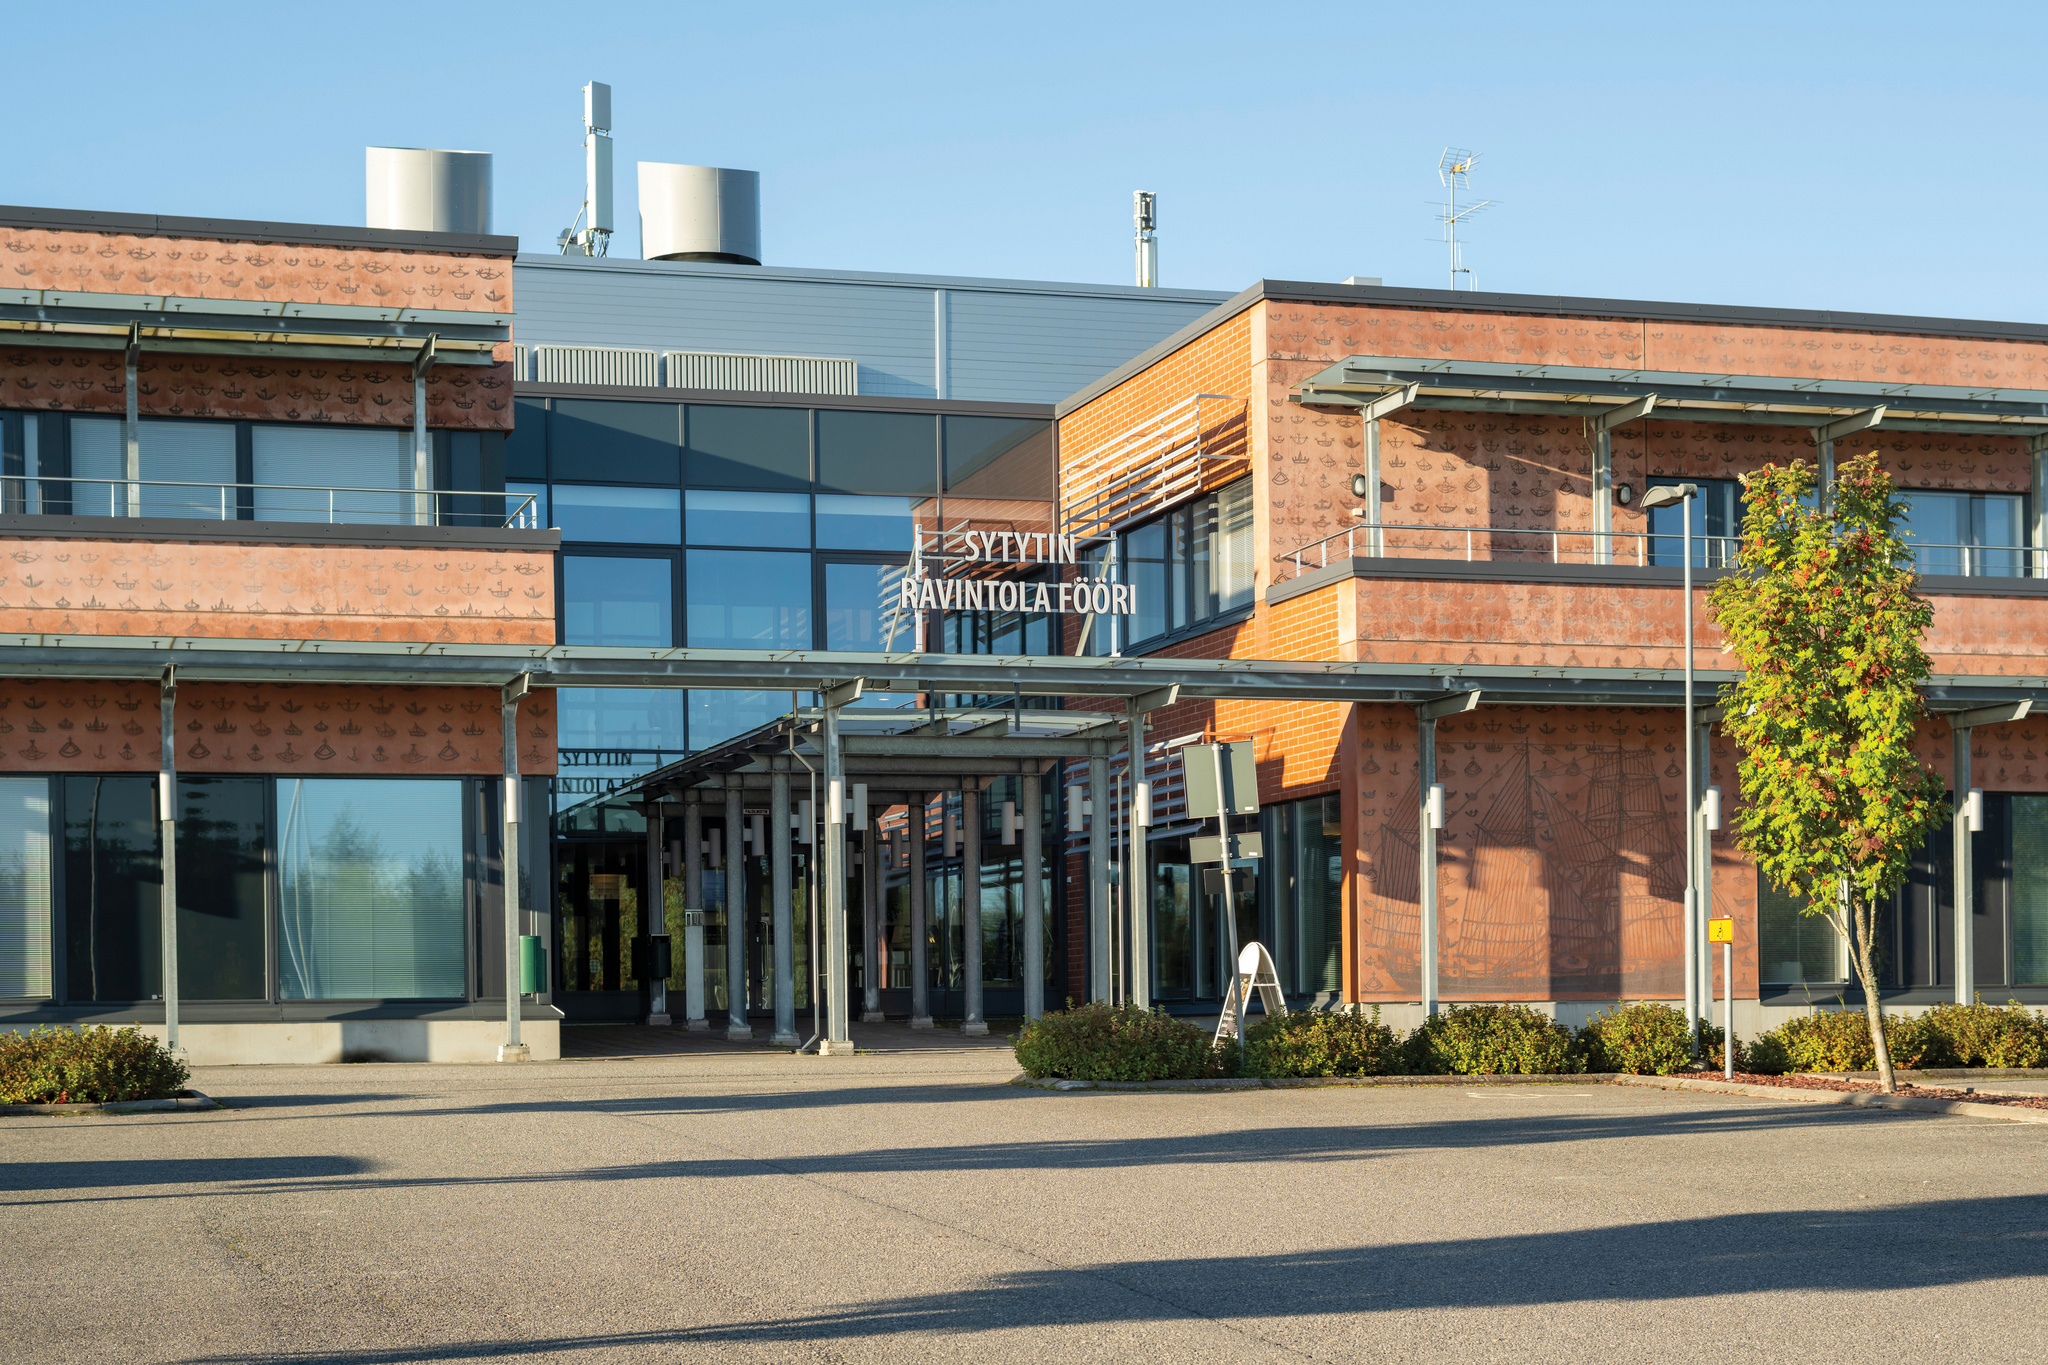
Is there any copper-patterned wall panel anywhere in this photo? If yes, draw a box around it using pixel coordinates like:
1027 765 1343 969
1352 703 1753 1002
0 535 555 644
1333 576 2048 679
1 346 512 430
2 227 510 315
0 680 556 776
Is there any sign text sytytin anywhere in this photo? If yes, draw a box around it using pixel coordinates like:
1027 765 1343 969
901 528 1133 617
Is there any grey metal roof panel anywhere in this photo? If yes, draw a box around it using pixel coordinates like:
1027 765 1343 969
514 253 1231 303
0 203 517 256
1054 280 2048 417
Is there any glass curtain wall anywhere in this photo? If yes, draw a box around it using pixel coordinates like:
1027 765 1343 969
1087 479 1253 655
0 778 51 999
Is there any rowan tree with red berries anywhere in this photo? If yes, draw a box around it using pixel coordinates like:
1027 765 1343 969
1707 453 1948 1093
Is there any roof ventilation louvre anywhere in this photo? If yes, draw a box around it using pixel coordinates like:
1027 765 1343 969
534 343 657 387
662 350 857 396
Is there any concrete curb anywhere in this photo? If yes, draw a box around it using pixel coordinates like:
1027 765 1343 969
1611 1074 2048 1124
0 1089 217 1116
1012 1073 1617 1092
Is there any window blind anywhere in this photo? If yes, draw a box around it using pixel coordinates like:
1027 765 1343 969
70 418 237 519
252 427 412 524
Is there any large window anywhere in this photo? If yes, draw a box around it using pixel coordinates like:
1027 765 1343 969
174 777 267 1001
277 778 466 1000
1273 793 1344 996
686 490 810 548
685 405 808 489
1090 479 1254 653
564 556 675 648
823 560 899 651
550 401 680 484
686 549 810 649
816 410 936 495
550 485 681 543
0 778 51 999
816 494 913 552
1646 478 1742 568
72 418 237 519
1757 879 1846 986
1901 491 2028 578
63 776 160 1001
252 426 412 523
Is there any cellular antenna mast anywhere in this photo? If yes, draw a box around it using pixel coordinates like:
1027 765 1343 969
559 81 614 257
1134 191 1158 288
1435 148 1494 290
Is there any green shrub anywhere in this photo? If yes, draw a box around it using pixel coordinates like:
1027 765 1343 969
1404 1003 1582 1075
1576 1001 1696 1075
1245 1007 1405 1078
1743 1028 1793 1075
1013 1001 1224 1082
1922 1000 2048 1069
0 1025 190 1104
1772 1009 1957 1072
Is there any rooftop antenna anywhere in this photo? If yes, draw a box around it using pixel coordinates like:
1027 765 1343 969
558 81 614 256
1134 191 1158 288
1435 148 1494 290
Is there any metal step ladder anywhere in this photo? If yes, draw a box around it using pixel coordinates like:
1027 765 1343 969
1214 941 1287 1046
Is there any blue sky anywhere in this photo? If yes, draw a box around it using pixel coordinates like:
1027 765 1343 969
8 1 2044 319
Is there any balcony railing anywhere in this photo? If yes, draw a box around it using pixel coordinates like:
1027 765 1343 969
1277 521 2040 580
1 477 539 530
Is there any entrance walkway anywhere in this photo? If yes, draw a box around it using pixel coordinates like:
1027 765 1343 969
560 1019 1023 1059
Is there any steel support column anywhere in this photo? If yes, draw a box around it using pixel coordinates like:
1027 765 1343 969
1021 772 1044 1021
157 666 180 1053
683 797 708 1029
1126 698 1151 1009
498 673 530 1060
124 323 141 517
860 799 884 1023
770 768 797 1045
411 335 437 527
1948 702 2031 1003
1417 715 1437 1016
1089 752 1112 1003
724 783 751 1040
909 794 933 1027
821 695 853 1053
962 786 985 1034
643 802 670 1026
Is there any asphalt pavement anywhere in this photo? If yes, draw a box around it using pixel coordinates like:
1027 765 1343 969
5 1023 2046 1364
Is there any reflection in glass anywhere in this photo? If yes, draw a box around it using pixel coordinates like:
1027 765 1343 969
551 400 681 484
506 481 547 530
63 776 159 1001
1646 478 1742 568
551 485 681 543
1901 491 2027 578
686 549 810 649
0 778 51 999
565 556 674 647
690 690 787 751
1757 877 1843 984
686 405 809 489
556 688 688 752
278 779 465 999
685 490 810 547
1153 861 1192 998
816 410 936 495
943 416 1054 498
175 777 267 1000
816 494 914 551
2014 796 2048 984
824 560 902 651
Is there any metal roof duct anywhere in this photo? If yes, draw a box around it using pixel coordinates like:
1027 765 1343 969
638 163 760 265
365 147 494 234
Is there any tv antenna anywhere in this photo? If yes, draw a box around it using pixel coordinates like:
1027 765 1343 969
1435 148 1495 290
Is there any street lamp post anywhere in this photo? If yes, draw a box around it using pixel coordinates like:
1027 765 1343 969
1641 483 1701 1058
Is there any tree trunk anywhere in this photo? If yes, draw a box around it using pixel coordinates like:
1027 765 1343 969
1849 893 1897 1093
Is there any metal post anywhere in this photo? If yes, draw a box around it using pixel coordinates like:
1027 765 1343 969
1418 715 1438 1017
770 767 797 1045
1592 429 1612 565
1126 697 1151 1010
1682 501 1699 1056
412 335 437 527
822 696 853 1053
124 323 142 517
499 674 530 1060
643 802 670 1026
909 794 933 1027
724 783 751 1040
2032 435 2048 578
157 666 180 1053
1089 751 1112 1003
683 797 708 1029
962 786 986 1035
1021 771 1045 1021
1723 938 1734 1079
860 801 884 1023
1363 416 1383 557
1955 725 1974 1006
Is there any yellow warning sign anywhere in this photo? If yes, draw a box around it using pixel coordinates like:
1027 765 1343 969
1708 918 1735 943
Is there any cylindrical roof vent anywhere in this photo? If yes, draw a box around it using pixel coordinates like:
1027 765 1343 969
365 147 494 235
638 163 761 265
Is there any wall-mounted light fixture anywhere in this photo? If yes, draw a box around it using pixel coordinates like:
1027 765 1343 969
1615 482 1634 506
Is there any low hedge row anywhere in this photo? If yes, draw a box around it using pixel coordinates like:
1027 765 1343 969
0 1025 189 1104
1013 999 2048 1082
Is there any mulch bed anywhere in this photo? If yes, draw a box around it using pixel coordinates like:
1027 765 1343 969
1719 1072 2048 1110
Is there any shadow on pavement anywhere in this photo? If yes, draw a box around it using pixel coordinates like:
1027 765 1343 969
166 1191 2048 1362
